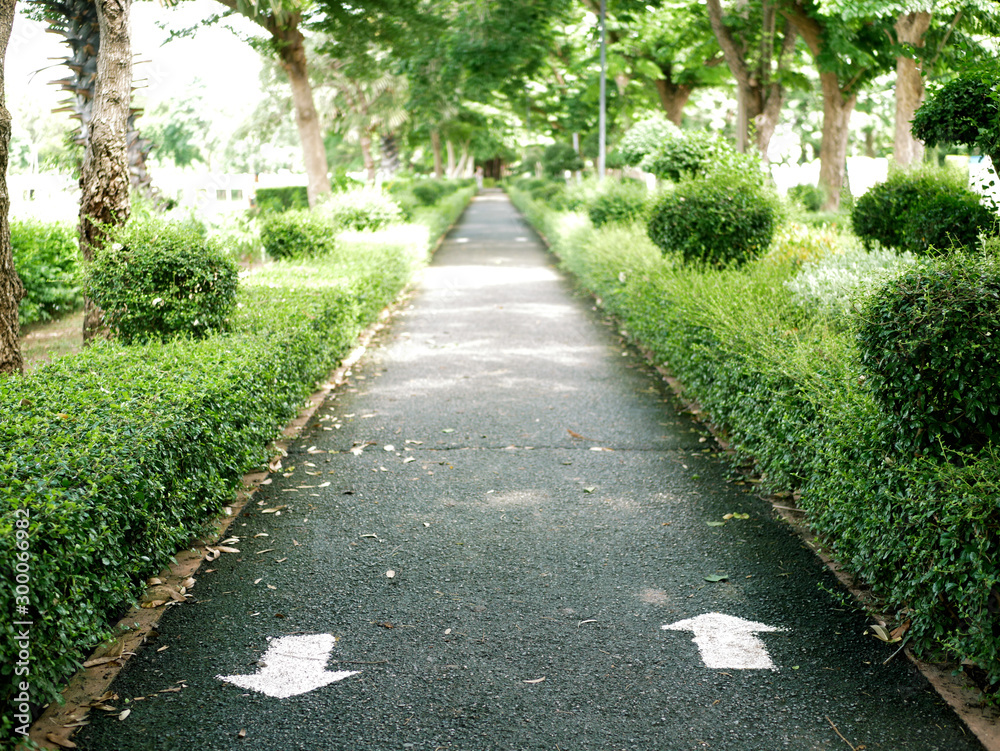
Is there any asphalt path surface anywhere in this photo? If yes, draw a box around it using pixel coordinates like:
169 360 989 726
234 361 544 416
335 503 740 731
78 192 983 751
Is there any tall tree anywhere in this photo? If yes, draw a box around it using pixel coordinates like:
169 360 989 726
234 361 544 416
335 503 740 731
780 0 893 209
705 0 799 158
605 0 727 126
826 0 1000 167
891 7 932 166
214 0 330 207
398 0 574 176
80 0 132 341
316 50 409 183
0 0 23 374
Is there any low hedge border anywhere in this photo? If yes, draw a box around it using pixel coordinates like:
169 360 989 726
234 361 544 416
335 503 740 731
0 186 473 744
507 185 1000 703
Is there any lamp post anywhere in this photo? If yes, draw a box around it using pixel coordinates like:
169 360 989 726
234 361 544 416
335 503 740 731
597 0 607 181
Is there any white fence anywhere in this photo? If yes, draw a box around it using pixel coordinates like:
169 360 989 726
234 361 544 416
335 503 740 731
9 171 309 224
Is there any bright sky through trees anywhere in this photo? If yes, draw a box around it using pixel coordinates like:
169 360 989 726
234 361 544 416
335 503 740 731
9 0 263 123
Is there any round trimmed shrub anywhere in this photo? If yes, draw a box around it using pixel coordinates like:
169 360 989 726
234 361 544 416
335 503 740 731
787 183 824 212
322 187 402 231
617 117 680 167
542 142 584 178
412 182 447 206
259 210 337 260
85 219 239 344
646 166 779 267
856 253 1000 455
587 180 649 228
528 181 567 206
640 130 730 182
851 168 998 255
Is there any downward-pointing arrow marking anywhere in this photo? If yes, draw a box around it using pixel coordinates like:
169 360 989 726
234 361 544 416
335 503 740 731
217 634 359 698
662 612 787 670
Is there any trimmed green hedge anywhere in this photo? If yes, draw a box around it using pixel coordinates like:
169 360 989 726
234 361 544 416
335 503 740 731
0 186 473 743
11 220 81 327
255 186 309 214
509 184 1000 700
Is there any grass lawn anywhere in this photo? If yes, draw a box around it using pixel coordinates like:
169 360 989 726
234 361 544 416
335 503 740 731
19 309 84 370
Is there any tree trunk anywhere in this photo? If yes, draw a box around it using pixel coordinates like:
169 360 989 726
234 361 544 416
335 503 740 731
818 72 856 211
893 10 932 167
380 132 400 177
755 26 797 160
273 22 330 207
0 0 23 375
360 130 376 184
446 140 456 178
754 83 784 160
653 79 692 126
80 0 132 343
706 0 794 160
431 129 444 179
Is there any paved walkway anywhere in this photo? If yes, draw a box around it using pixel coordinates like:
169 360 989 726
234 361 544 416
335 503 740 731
77 192 983 750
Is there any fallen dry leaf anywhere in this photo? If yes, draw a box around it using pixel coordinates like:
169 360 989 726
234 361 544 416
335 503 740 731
238 729 247 739
46 733 77 748
83 655 122 668
118 709 131 721
215 546 240 554
255 549 275 555
890 620 912 641
156 646 169 653
523 677 546 684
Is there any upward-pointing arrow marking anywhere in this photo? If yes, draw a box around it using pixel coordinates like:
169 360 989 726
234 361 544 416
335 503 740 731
662 612 787 670
217 634 359 698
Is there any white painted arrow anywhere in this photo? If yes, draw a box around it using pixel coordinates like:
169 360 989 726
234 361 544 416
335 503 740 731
217 634 359 698
661 612 787 670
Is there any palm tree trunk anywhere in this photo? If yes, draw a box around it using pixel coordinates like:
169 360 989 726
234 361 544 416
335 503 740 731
80 0 132 342
360 130 376 184
0 0 23 374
